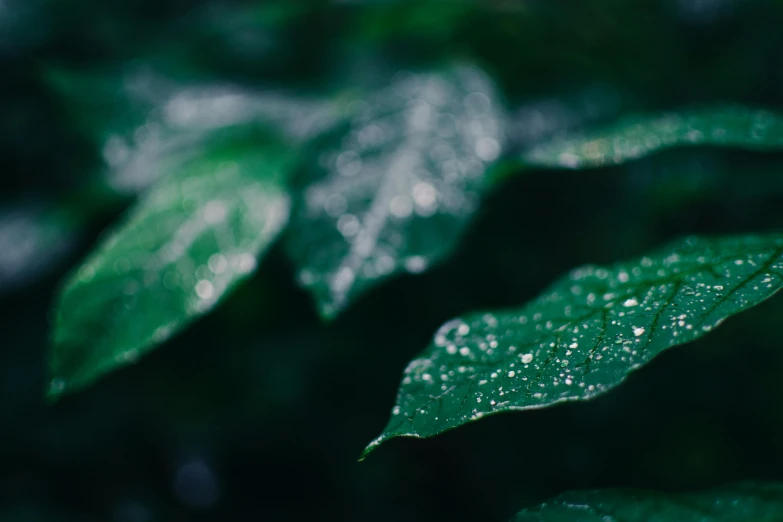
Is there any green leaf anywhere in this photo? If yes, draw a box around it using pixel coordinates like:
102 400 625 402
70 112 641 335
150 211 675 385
43 65 161 146
46 65 344 194
286 65 507 318
49 135 294 399
363 234 783 458
101 86 341 195
511 482 783 521
524 106 783 170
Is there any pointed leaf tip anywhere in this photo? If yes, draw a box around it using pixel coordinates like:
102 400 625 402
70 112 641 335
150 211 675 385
358 435 385 462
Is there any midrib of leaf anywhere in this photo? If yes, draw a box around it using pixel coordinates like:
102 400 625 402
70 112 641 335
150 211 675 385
328 146 423 312
323 75 471 309
362 235 783 459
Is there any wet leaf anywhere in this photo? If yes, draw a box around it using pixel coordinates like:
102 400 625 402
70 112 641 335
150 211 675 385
49 136 294 399
363 234 783 457
286 65 507 318
524 106 783 170
47 65 343 194
100 84 341 195
511 482 783 521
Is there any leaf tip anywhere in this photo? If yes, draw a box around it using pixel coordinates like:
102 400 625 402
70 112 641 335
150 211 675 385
358 434 386 462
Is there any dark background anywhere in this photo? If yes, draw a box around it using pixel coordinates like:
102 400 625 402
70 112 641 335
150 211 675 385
3 1 783 520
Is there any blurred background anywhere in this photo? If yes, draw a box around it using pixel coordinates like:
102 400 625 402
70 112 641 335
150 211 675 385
3 0 783 520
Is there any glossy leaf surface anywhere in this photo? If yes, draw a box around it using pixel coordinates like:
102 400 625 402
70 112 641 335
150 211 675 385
524 106 783 169
512 482 783 521
49 138 293 398
364 234 783 457
286 65 507 318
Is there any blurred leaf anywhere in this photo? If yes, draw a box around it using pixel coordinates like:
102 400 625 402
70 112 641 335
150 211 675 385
49 134 294 399
524 106 783 169
352 1 477 44
363 234 783 457
43 65 159 144
0 203 79 292
194 0 312 32
46 65 345 195
286 64 507 318
101 86 342 195
511 482 783 521
349 0 527 45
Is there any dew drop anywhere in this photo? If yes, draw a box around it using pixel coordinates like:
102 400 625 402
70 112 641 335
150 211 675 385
633 327 645 337
195 280 215 300
208 254 228 274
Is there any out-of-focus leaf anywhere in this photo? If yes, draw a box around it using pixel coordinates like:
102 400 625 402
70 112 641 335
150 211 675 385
46 65 344 194
49 134 294 399
44 66 159 145
507 85 622 149
102 86 342 194
349 0 527 46
286 64 507 318
363 234 783 457
351 1 476 44
524 106 783 169
511 482 783 521
0 204 78 292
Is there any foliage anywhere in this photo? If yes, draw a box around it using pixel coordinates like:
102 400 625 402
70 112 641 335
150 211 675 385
50 132 293 395
4 0 783 520
364 234 783 457
512 483 783 521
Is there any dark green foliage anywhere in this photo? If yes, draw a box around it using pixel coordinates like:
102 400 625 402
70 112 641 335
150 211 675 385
50 136 294 397
285 64 506 318
365 235 783 456
523 106 783 170
4 1 783 521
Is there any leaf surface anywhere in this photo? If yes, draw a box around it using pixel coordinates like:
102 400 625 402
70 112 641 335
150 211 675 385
286 65 507 317
512 483 783 521
364 234 783 457
47 65 342 194
524 106 783 169
49 137 293 398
